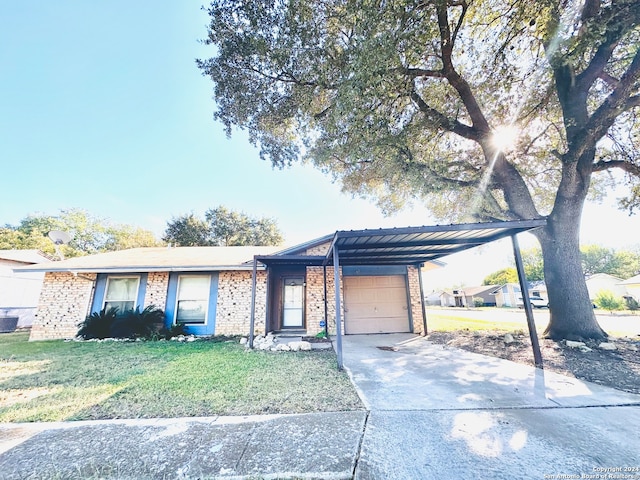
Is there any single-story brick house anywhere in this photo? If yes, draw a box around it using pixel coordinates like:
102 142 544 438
16 235 433 341
16 221 547 343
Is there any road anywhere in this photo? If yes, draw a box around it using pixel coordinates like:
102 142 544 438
425 307 640 337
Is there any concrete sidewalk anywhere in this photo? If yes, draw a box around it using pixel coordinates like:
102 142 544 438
342 334 640 480
0 412 367 480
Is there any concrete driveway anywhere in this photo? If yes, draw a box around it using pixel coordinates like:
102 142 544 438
343 334 640 480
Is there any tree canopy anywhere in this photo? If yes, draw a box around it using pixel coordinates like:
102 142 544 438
483 268 518 286
162 206 284 246
199 0 640 340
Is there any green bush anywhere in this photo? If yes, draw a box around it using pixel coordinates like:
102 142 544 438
473 297 484 307
164 322 188 339
593 290 624 312
77 305 166 340
77 307 119 340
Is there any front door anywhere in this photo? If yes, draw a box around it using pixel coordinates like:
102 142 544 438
282 276 304 328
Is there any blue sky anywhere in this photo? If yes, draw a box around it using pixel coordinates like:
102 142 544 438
2 2 639 287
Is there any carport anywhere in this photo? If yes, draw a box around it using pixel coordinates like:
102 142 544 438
249 219 546 369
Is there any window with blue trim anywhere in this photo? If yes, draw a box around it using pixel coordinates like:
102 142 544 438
175 275 210 324
103 276 140 312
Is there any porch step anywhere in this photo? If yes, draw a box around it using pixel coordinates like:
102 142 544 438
273 334 303 343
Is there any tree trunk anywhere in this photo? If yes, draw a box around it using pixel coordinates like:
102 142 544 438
537 206 608 341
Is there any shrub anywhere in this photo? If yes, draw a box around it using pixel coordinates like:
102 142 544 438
77 305 166 340
163 322 188 339
473 297 484 307
594 290 624 312
77 307 119 339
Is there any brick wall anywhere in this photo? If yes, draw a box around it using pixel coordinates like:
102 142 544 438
407 266 425 334
305 266 344 336
305 241 332 256
144 272 169 309
215 270 267 335
30 272 97 341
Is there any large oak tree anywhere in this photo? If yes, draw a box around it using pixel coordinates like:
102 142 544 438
198 0 640 340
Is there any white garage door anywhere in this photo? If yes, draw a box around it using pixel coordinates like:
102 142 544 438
343 275 410 334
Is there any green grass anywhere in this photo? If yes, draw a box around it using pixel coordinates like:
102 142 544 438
426 313 526 333
0 331 363 423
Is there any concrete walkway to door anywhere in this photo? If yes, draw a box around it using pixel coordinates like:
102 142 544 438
342 334 640 480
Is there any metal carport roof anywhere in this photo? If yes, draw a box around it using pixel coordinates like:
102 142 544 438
323 219 547 266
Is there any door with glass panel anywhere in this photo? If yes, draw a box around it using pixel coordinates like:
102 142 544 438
282 277 304 328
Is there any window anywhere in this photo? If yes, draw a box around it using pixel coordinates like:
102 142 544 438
103 277 140 313
175 275 210 324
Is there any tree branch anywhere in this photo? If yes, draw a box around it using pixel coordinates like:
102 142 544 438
400 67 445 78
592 159 640 176
435 1 490 133
584 48 640 146
409 89 478 140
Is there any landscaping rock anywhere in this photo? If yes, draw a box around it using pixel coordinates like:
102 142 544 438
565 340 592 353
598 342 617 351
504 333 515 344
239 337 248 345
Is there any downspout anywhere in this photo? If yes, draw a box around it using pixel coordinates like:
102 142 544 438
512 234 543 369
417 263 428 335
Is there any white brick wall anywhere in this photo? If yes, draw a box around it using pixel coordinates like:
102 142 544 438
144 272 169 309
407 266 425 334
30 272 96 341
305 266 344 336
215 270 267 335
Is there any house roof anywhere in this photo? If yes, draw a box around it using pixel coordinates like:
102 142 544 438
585 273 624 282
14 219 547 274
0 249 52 264
620 274 640 286
454 285 501 296
14 246 281 273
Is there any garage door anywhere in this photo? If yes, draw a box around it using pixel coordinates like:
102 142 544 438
343 275 410 334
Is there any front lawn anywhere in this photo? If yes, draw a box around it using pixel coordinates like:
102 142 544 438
0 332 363 423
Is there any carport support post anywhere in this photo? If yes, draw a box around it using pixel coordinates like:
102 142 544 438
249 256 258 349
323 265 329 338
511 235 543 369
417 263 428 335
333 245 344 370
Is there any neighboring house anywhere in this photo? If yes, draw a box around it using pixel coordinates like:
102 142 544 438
0 250 51 331
17 236 435 341
492 283 522 308
528 280 548 300
620 274 640 302
436 286 500 307
425 290 460 307
461 285 500 307
585 273 628 300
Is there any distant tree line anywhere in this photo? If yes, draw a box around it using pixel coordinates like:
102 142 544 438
483 245 640 285
162 206 283 247
1 205 284 258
